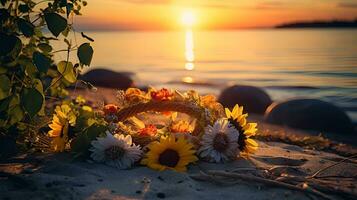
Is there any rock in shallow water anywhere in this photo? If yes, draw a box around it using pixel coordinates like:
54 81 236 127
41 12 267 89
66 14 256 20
218 85 272 114
81 68 134 89
264 99 354 134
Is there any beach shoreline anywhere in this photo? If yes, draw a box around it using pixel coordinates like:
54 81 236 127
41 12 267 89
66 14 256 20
1 84 356 200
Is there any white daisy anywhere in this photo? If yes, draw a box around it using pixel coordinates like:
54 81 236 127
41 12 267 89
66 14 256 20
198 118 239 163
90 131 142 169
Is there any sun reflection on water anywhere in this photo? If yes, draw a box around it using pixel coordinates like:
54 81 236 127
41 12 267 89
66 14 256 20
185 29 195 71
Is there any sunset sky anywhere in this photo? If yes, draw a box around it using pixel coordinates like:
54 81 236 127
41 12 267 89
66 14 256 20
76 0 357 30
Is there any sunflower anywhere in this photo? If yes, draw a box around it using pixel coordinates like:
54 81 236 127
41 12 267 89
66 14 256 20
141 135 197 172
48 104 76 152
225 104 258 156
198 118 239 163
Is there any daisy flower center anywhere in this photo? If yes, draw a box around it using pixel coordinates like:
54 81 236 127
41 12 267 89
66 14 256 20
105 146 125 160
158 149 180 167
213 132 229 152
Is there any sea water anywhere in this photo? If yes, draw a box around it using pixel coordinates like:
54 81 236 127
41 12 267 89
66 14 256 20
55 29 357 123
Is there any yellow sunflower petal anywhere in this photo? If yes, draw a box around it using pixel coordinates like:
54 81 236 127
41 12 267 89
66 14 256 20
243 123 257 131
243 131 257 137
237 106 244 116
141 135 196 172
246 138 258 147
231 105 239 119
51 137 66 152
245 145 258 154
225 108 232 118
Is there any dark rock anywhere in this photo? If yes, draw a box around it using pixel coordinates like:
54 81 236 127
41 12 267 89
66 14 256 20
264 99 354 134
81 68 134 89
218 85 272 114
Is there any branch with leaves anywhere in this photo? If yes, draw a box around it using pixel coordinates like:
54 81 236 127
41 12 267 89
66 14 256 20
0 0 93 150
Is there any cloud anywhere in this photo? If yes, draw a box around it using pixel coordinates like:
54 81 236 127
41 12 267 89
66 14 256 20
113 0 290 10
337 2 357 8
122 0 172 4
253 1 286 10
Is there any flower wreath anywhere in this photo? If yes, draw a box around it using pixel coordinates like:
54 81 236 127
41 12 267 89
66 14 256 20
45 87 258 172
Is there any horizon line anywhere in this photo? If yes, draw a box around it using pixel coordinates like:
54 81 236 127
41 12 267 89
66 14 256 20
76 17 357 32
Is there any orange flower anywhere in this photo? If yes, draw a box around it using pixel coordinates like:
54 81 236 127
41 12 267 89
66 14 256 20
125 88 144 102
138 124 157 136
200 95 217 107
151 88 173 101
103 104 119 115
171 120 192 133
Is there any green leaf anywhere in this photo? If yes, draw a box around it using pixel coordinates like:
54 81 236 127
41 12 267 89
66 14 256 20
66 3 73 17
59 0 67 7
25 63 37 78
17 18 35 37
70 124 107 157
57 61 77 83
33 52 51 73
8 95 24 125
38 43 52 53
77 43 93 66
0 75 10 100
21 88 43 117
9 106 24 125
0 97 11 112
44 12 67 37
0 33 22 56
0 0 7 7
62 26 70 37
0 67 7 74
33 79 45 116
0 9 10 23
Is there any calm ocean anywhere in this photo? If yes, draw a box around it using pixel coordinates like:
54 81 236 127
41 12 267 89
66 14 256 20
55 29 357 123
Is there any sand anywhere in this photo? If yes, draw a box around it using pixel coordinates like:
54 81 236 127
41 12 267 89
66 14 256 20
1 87 356 200
1 140 356 200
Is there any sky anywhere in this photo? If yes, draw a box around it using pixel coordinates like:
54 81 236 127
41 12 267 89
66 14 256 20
75 0 357 30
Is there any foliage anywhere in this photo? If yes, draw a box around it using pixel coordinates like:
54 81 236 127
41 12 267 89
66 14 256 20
0 0 94 143
46 96 107 156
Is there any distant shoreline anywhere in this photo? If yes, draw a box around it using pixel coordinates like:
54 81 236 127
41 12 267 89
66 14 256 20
276 19 357 29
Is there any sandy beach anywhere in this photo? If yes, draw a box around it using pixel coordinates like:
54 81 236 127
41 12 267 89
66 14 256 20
1 86 356 200
1 140 356 200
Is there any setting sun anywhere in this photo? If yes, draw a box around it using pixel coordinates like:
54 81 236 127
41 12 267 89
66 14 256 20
181 10 197 27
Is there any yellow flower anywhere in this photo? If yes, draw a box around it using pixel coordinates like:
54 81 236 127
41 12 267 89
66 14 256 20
225 104 258 157
141 135 198 172
54 104 76 126
75 95 86 104
170 120 192 133
48 105 76 152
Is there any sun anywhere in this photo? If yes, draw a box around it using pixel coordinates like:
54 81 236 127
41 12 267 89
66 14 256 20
181 10 197 27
